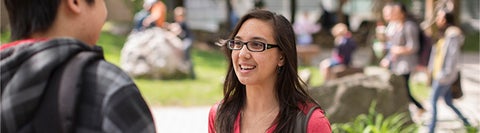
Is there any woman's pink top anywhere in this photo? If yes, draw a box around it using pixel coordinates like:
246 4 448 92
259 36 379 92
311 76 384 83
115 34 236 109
208 102 332 133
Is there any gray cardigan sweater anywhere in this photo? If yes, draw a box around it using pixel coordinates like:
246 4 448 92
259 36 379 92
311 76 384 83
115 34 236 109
428 26 464 85
387 20 420 75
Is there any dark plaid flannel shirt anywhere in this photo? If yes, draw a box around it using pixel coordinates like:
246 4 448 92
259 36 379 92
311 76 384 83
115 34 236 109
1 38 155 133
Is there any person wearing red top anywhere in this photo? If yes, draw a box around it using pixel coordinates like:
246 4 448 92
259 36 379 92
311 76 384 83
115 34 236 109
209 102 331 133
142 0 167 28
208 10 331 133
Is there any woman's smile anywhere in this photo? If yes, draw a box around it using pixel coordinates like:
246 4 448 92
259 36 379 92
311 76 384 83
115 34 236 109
239 64 256 71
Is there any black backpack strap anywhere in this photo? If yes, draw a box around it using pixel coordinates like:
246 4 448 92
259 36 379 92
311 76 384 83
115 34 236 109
32 51 102 133
57 52 102 132
294 105 320 133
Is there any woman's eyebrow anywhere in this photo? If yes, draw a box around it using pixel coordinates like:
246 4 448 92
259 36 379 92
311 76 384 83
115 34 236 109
251 36 268 42
234 36 268 42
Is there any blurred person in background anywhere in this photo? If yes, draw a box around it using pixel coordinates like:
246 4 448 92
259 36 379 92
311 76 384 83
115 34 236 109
142 0 167 28
427 9 475 133
133 0 157 31
379 2 426 115
293 11 321 46
372 4 395 64
169 6 196 79
319 23 356 81
372 21 388 62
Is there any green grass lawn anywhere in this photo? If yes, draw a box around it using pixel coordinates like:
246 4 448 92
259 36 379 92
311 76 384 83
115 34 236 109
463 31 480 52
1 31 11 43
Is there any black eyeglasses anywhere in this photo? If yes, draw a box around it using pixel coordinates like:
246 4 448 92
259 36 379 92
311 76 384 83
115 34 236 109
227 40 279 52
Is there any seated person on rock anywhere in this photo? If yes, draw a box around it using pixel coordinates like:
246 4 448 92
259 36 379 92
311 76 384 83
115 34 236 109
319 23 357 81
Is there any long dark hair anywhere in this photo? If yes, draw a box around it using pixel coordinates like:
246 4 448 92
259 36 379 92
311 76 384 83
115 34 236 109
215 9 319 133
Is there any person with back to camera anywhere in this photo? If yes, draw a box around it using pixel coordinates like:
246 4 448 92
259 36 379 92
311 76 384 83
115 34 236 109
1 0 155 132
319 23 356 81
379 2 426 117
427 9 476 133
208 9 331 133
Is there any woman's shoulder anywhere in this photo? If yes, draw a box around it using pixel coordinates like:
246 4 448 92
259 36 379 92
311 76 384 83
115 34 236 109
299 103 332 132
208 102 222 125
445 26 463 38
298 102 319 113
298 102 328 121
208 102 221 133
209 102 221 117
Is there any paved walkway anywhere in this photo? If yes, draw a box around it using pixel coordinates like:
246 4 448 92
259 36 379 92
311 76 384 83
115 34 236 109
151 52 480 133
152 106 210 133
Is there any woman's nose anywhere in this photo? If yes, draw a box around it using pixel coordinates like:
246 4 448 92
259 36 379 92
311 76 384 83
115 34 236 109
238 45 251 59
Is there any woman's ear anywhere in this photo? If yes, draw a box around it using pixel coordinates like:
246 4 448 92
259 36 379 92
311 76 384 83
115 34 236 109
278 55 285 67
66 0 82 14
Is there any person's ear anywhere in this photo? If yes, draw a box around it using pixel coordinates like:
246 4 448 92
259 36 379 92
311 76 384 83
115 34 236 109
66 0 82 14
278 55 285 67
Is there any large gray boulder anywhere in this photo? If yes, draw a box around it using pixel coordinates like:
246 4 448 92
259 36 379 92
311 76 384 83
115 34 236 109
121 27 190 79
309 67 411 123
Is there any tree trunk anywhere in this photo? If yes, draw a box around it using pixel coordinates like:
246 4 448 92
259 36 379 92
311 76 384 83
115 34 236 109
226 0 233 31
424 0 435 24
290 0 296 23
452 0 461 26
337 0 348 24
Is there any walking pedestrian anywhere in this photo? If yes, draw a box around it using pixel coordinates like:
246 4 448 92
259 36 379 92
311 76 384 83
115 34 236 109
427 9 475 133
379 2 426 115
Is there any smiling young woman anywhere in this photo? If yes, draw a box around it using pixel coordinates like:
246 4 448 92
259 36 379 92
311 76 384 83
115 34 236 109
208 9 331 133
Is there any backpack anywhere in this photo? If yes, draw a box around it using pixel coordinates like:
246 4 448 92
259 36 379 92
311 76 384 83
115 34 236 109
20 51 102 133
293 105 321 132
417 26 433 67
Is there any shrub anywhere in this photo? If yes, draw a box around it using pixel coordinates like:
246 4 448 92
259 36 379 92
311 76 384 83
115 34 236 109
331 101 418 133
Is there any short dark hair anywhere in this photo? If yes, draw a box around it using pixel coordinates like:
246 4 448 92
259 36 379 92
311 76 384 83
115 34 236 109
4 0 95 41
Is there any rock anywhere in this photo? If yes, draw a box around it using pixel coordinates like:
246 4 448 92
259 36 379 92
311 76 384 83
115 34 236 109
309 66 411 123
331 66 364 79
120 27 191 79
